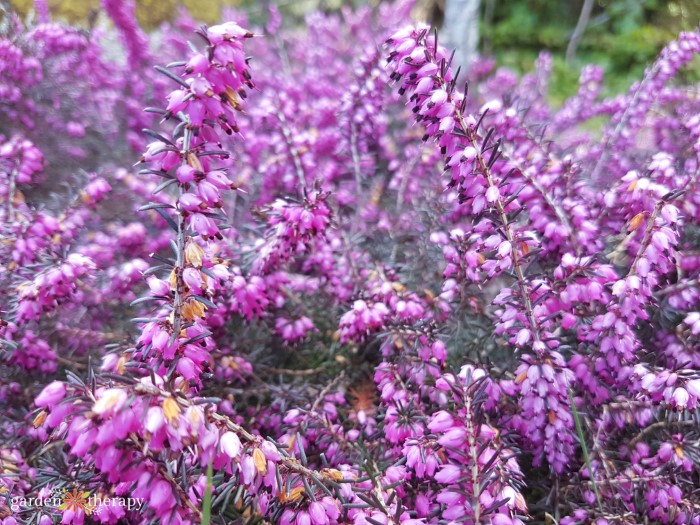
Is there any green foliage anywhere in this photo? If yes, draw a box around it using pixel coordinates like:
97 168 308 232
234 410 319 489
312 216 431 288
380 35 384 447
9 0 243 27
569 388 603 514
484 0 699 102
7 0 698 103
202 459 213 525
486 1 570 49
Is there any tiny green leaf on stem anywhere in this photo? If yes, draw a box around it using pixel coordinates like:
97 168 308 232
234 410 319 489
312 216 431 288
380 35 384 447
154 65 191 89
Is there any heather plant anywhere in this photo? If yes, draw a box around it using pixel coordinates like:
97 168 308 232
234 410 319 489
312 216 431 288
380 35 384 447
1 2 700 525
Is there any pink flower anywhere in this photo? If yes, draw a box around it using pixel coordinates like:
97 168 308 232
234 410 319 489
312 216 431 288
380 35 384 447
35 381 65 408
438 427 467 448
147 276 170 296
309 501 330 525
150 479 174 515
220 431 242 458
92 388 128 417
428 410 455 433
672 387 689 408
686 379 700 398
434 464 461 484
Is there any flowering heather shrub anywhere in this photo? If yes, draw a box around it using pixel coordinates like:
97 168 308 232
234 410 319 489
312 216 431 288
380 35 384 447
1 1 700 524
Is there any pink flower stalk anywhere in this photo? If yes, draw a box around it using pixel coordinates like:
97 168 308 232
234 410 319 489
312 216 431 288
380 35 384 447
385 24 576 472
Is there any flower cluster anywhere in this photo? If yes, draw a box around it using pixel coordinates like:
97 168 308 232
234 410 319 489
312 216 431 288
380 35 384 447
0 3 699 525
253 189 333 275
15 253 96 322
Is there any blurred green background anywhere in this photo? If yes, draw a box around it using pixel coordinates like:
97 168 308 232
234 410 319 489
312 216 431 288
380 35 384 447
475 0 700 102
7 0 700 102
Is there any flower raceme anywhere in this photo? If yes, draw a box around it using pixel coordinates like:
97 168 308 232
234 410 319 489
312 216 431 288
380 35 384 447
133 22 255 388
385 24 578 473
29 21 261 523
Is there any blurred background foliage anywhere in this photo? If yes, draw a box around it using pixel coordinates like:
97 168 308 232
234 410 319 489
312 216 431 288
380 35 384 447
473 0 700 103
6 0 700 103
9 0 244 27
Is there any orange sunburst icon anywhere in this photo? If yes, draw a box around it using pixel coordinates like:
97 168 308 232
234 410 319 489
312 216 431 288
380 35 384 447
58 488 93 515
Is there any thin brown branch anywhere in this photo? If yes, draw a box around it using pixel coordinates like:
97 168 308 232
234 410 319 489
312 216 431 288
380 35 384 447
276 105 306 192
629 419 696 448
